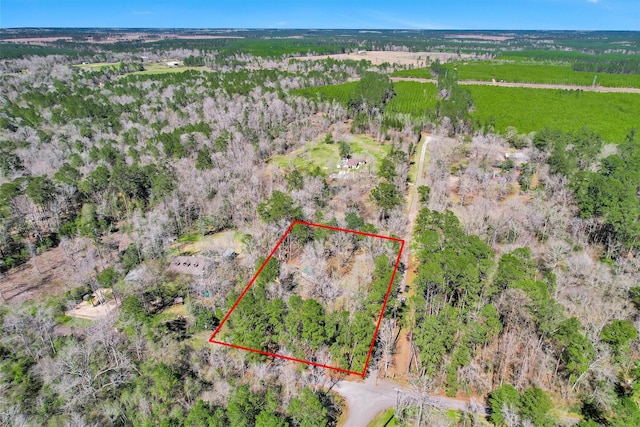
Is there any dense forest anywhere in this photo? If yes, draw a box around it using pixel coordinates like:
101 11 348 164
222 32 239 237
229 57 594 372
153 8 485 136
1 29 639 426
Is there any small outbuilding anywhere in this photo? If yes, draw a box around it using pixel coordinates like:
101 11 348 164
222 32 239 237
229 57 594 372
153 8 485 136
222 248 237 262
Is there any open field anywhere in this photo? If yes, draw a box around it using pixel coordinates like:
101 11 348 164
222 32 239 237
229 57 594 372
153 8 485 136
170 230 244 256
129 63 208 75
74 61 209 75
393 61 640 88
74 61 121 70
271 133 390 174
467 85 640 142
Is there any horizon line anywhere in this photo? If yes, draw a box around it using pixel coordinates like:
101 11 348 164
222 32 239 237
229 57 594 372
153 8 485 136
2 27 639 32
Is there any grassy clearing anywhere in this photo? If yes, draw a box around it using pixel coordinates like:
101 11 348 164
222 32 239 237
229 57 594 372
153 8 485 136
64 317 93 328
74 62 121 71
446 409 463 423
393 61 640 88
367 408 399 427
271 134 390 174
186 330 212 351
177 232 202 243
153 303 189 323
75 61 208 76
171 230 243 256
468 85 640 142
130 63 208 76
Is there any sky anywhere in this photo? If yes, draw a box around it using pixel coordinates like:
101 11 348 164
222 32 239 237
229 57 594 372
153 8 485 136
1 0 639 30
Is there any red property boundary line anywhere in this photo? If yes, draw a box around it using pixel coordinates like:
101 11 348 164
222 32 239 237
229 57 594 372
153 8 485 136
209 219 405 377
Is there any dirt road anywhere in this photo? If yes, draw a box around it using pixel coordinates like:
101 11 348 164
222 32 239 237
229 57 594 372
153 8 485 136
407 133 430 230
334 371 486 427
392 77 640 93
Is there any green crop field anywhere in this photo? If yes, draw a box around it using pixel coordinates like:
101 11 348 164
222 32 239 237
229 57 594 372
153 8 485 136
292 81 358 104
386 81 438 116
293 80 437 118
392 68 434 79
467 85 640 142
393 61 640 88
497 50 640 63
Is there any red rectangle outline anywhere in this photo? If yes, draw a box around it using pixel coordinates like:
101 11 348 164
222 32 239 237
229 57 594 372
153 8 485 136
209 219 405 377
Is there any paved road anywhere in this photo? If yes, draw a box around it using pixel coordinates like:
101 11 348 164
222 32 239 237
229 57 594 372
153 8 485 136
392 77 640 94
334 372 486 427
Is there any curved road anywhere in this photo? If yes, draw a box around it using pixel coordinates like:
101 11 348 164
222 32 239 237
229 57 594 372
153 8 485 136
334 371 486 427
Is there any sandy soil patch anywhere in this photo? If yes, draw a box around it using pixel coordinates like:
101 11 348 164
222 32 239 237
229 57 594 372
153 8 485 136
386 328 412 384
65 289 118 320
